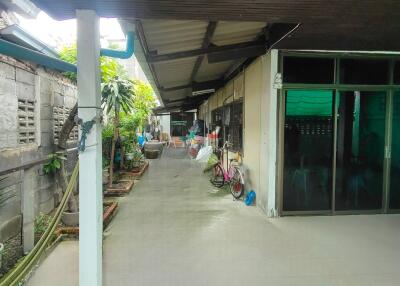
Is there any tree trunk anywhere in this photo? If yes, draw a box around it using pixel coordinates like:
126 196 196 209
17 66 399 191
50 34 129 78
57 102 79 212
108 110 120 188
58 103 78 149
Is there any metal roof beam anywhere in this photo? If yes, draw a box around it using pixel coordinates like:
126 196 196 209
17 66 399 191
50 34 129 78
190 21 218 82
160 79 223 92
207 44 266 63
208 23 300 63
147 23 298 64
267 23 301 48
135 20 164 103
147 40 265 63
164 92 212 104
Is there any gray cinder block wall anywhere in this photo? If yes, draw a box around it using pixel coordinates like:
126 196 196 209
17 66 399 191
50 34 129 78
0 54 77 273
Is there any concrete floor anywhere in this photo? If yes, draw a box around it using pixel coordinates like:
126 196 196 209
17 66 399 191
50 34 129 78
26 149 400 286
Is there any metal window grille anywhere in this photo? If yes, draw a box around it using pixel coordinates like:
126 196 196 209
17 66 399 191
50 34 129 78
225 101 243 151
285 117 332 136
18 99 36 144
211 101 243 151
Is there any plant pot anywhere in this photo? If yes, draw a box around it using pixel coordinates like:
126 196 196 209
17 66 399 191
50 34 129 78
145 150 159 159
61 211 79 226
132 161 142 168
0 242 3 269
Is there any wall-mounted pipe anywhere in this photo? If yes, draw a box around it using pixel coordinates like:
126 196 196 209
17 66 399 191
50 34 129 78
100 31 135 59
0 31 135 73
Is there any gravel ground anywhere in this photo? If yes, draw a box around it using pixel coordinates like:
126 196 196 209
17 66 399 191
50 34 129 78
0 233 23 277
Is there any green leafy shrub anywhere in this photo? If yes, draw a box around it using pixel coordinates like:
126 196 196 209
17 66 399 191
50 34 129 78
102 123 115 167
58 43 126 83
43 152 67 174
125 147 145 170
34 212 52 236
102 123 114 139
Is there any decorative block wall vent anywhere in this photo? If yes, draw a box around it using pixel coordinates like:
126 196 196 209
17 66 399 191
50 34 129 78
18 99 36 144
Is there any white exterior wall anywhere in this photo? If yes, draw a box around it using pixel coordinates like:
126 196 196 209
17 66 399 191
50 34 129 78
243 51 278 216
242 58 262 203
159 114 171 136
200 50 279 216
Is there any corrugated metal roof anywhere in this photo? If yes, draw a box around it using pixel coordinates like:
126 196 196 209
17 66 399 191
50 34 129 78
131 31 163 104
33 0 400 57
154 57 196 88
133 19 267 107
162 89 189 102
141 19 207 54
195 60 235 83
213 21 266 46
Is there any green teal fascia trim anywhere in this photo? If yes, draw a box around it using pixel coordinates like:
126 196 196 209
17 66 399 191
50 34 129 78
281 50 400 60
0 31 134 74
0 38 77 72
100 31 135 59
282 83 400 91
0 24 59 58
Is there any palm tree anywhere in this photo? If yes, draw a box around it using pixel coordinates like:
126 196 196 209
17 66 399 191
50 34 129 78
101 76 135 187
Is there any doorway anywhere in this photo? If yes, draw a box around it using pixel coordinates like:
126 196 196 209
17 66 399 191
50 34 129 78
281 89 393 214
282 90 334 212
335 91 386 211
389 91 400 211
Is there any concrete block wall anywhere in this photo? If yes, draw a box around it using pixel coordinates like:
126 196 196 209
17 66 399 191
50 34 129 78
0 55 78 259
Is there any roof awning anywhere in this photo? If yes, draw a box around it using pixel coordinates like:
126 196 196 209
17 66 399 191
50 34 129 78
31 0 400 53
31 0 400 111
129 19 269 110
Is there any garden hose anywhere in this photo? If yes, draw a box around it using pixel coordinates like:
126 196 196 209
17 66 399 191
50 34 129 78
0 162 79 286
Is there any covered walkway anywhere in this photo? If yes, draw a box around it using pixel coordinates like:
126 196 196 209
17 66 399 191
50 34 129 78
27 149 400 286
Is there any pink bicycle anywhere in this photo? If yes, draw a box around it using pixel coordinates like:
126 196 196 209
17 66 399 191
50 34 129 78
210 140 245 199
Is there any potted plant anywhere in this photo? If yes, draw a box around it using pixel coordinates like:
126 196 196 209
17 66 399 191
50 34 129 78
101 76 135 188
122 137 135 160
125 147 145 171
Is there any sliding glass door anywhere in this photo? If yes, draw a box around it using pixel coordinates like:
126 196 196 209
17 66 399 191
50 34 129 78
282 90 334 212
279 54 400 214
389 92 400 210
335 91 386 211
282 89 390 213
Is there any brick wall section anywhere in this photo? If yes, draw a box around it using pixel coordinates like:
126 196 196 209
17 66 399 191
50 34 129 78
0 55 78 244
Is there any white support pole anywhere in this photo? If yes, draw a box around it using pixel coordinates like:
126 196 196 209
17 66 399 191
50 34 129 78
76 10 103 286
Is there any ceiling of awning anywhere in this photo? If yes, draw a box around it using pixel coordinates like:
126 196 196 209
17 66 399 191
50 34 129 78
31 0 400 51
31 0 400 111
130 19 267 109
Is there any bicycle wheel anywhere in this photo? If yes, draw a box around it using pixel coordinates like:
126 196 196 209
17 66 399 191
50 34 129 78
229 167 244 199
210 164 224 188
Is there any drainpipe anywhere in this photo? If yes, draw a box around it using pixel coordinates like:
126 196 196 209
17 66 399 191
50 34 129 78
100 31 135 59
0 31 135 73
